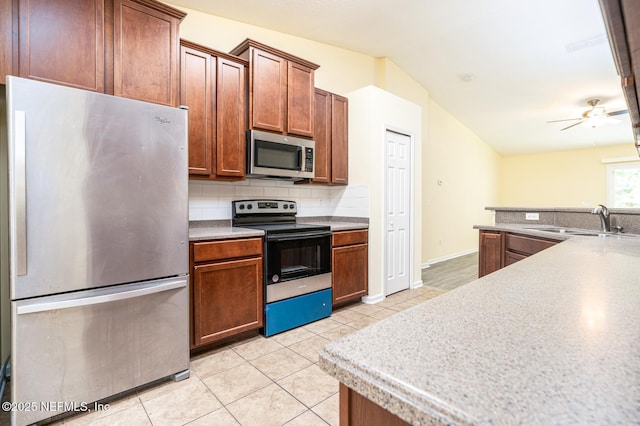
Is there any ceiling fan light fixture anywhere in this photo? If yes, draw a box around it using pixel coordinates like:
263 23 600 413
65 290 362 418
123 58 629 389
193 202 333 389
582 117 603 128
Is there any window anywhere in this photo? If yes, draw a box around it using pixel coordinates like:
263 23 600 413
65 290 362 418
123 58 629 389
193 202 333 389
607 162 640 207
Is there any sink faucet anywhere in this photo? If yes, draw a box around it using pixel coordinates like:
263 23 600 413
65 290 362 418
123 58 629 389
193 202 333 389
592 204 611 232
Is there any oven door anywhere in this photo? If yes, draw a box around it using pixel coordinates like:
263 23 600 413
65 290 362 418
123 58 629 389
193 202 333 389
265 231 331 302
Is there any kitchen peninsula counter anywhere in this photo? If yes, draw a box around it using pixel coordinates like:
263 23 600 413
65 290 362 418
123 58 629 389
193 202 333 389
319 236 640 425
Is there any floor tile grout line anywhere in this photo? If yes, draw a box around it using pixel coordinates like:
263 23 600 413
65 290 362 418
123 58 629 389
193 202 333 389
270 378 337 425
34 255 477 426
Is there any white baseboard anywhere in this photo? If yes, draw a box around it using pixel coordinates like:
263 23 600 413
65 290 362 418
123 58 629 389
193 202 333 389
361 293 385 304
422 248 478 269
411 280 424 289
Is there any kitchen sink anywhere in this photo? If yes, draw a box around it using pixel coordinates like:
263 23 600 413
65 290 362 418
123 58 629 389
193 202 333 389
524 227 638 237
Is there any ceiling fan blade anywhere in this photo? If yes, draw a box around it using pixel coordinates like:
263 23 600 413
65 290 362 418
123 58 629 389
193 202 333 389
561 120 585 131
547 118 582 123
606 109 628 117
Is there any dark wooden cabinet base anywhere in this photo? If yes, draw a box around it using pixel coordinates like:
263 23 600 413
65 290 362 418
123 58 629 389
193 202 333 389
340 383 410 426
332 230 368 307
478 230 559 277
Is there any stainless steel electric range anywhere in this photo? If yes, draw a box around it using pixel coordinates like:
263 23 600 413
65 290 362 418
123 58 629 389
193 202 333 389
232 200 332 336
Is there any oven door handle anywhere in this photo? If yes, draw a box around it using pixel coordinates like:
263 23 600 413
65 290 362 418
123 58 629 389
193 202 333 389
266 231 332 242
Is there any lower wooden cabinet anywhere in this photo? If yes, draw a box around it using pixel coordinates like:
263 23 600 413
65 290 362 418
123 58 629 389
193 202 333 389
478 230 559 277
478 231 502 277
339 384 410 426
190 238 263 349
332 230 368 307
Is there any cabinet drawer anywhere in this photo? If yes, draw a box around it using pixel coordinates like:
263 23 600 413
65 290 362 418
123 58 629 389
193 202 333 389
193 238 262 262
505 250 527 266
505 233 556 256
333 230 368 247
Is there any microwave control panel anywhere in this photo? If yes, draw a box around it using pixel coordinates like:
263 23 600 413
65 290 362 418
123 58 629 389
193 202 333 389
304 147 314 172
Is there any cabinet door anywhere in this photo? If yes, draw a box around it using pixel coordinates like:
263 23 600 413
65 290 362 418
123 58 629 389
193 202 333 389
216 57 246 177
1 0 15 83
331 94 349 184
180 44 214 176
287 61 314 137
18 0 105 92
113 0 180 106
478 231 502 277
193 257 263 347
332 243 368 306
251 47 286 133
312 88 331 183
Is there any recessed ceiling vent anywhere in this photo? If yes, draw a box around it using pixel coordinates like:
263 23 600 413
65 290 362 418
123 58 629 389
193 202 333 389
565 33 607 53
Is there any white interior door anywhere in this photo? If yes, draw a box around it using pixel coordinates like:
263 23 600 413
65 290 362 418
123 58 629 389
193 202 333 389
384 129 411 295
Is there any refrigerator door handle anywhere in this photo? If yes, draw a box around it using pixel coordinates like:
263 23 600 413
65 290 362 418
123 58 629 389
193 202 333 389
16 278 187 315
15 110 27 276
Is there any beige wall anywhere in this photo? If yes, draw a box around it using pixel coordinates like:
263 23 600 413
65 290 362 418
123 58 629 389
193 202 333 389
170 4 377 95
424 101 502 263
347 85 422 300
169 4 515 273
499 144 638 207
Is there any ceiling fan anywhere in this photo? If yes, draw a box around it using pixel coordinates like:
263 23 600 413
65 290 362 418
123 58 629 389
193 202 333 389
547 99 628 131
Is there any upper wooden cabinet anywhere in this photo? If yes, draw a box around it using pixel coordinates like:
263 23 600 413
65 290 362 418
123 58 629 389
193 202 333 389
4 0 185 106
0 0 13 83
313 88 349 185
113 0 184 106
230 39 319 138
180 39 247 179
16 0 105 92
599 0 640 154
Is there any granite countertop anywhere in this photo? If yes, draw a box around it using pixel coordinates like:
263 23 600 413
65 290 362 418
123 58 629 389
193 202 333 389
319 236 640 425
299 220 369 232
188 217 368 241
485 206 640 214
189 225 264 241
474 223 571 240
474 223 640 241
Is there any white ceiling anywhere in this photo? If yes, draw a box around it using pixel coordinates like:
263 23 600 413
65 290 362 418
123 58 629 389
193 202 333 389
170 0 634 155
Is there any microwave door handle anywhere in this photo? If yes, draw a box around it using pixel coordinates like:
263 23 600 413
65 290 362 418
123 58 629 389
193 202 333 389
297 146 303 171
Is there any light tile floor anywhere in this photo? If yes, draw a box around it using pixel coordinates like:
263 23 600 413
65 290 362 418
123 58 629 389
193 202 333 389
1 254 477 426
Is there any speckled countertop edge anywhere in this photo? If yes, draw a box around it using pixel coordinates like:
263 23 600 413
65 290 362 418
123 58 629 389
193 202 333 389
474 223 639 240
318 349 474 425
485 206 640 214
473 224 571 240
188 216 368 241
319 237 640 425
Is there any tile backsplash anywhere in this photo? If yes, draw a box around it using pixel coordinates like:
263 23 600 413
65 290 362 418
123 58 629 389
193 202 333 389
189 179 370 221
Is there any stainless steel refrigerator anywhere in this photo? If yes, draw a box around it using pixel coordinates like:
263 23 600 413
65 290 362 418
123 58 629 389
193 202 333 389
1 76 190 426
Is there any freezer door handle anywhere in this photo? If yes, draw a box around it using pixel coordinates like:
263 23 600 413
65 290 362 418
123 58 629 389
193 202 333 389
16 278 187 315
15 110 27 276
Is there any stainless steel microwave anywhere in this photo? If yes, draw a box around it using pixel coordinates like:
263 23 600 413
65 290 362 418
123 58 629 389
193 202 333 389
246 130 315 180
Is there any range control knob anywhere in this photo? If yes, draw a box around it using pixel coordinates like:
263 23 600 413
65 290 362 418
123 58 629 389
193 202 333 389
238 204 245 210
289 204 295 209
283 204 289 209
247 204 253 210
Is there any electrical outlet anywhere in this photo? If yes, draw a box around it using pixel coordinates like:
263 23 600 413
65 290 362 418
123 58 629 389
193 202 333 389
525 213 540 221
